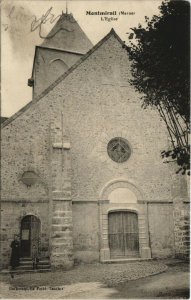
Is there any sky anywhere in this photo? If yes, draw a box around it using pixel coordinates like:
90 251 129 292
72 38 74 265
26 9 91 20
1 0 162 117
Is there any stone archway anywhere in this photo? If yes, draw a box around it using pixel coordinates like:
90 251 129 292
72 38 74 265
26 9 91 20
99 179 151 261
100 179 143 201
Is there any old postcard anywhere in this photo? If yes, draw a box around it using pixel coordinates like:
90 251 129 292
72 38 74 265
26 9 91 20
1 0 190 299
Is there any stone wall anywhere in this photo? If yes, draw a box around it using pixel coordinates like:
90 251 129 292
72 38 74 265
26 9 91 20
46 33 176 203
1 95 54 268
1 31 189 266
171 174 190 259
50 119 74 269
173 202 190 259
0 201 49 269
33 47 83 98
51 200 73 269
1 98 74 268
72 202 99 263
1 75 57 267
148 203 175 258
1 98 53 201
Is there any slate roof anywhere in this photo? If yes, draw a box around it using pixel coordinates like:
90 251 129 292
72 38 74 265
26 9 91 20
41 13 93 53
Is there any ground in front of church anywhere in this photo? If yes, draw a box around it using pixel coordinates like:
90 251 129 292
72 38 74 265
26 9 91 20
0 259 189 299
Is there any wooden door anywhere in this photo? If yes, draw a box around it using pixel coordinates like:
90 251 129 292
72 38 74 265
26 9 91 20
108 211 139 258
20 216 40 257
123 211 139 257
21 216 31 257
30 216 40 258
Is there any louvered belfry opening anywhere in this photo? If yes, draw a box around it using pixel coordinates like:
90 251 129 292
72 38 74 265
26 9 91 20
108 211 139 258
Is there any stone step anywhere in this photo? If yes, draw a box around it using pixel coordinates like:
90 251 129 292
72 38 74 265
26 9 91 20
20 260 50 266
17 263 51 271
20 260 49 262
19 261 33 266
102 257 152 263
18 265 50 268
20 257 32 261
1 258 51 274
18 257 51 270
20 257 49 261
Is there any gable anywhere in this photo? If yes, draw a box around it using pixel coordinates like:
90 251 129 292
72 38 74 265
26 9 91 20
38 31 171 202
1 29 124 129
1 28 175 203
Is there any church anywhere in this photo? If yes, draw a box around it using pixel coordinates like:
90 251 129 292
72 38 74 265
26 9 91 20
1 12 189 270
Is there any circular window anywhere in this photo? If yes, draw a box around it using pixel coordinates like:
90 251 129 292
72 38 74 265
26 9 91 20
107 137 131 163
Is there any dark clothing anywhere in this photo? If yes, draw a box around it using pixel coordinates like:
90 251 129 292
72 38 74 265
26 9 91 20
10 241 20 269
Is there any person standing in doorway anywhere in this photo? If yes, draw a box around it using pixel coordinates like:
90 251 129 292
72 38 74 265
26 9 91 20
10 235 20 270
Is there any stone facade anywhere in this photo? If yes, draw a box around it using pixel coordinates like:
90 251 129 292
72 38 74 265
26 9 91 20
1 24 189 269
0 201 49 269
32 47 84 98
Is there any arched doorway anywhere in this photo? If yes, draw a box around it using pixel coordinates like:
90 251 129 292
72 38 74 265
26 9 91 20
108 211 139 258
20 215 40 258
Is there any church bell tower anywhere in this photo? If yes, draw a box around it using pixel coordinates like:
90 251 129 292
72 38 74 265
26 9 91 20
28 12 93 99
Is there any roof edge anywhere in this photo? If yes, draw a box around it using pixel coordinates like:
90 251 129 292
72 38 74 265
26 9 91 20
1 101 33 128
2 29 126 129
37 45 86 56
